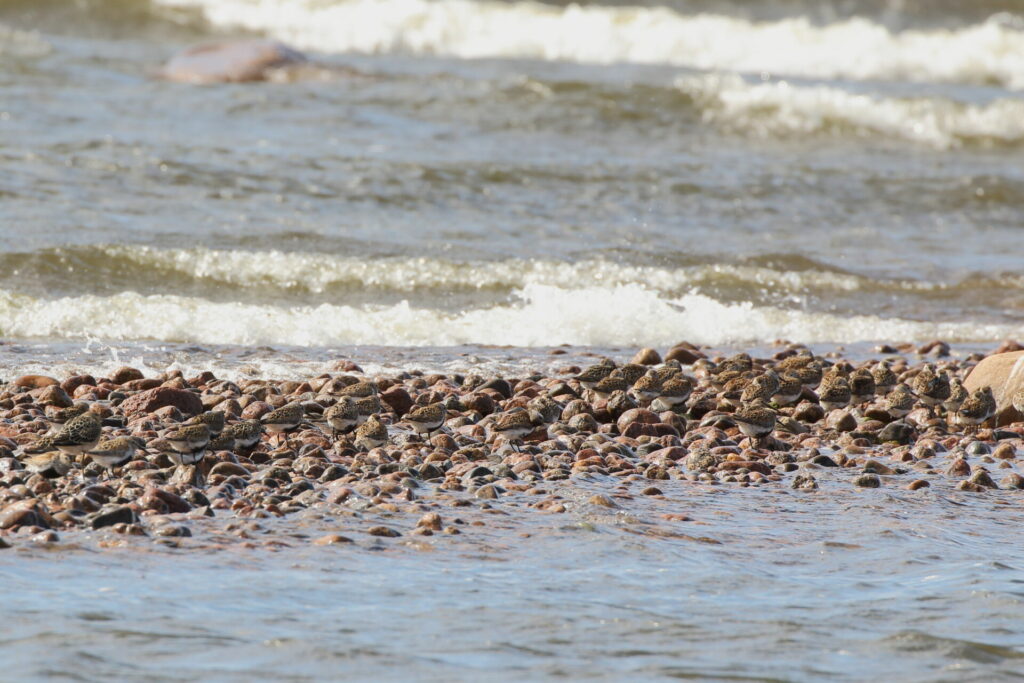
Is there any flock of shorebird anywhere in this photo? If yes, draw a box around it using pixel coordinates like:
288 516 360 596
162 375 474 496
15 349 1001 485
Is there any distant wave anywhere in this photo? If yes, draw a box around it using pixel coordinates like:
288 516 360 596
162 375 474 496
1 283 1016 347
676 74 1024 148
155 0 1024 88
6 245 1024 300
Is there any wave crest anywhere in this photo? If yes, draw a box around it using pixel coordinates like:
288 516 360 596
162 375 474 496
156 0 1024 87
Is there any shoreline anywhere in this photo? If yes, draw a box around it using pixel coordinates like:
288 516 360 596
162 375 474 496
1 340 1022 552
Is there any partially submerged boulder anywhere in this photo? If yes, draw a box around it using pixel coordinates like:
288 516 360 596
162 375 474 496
964 350 1024 425
161 39 307 84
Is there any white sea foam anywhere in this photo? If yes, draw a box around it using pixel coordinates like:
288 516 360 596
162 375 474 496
0 23 51 59
155 0 1024 88
0 284 1014 347
677 73 1024 148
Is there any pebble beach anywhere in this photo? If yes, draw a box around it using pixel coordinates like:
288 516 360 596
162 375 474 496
3 340 1023 550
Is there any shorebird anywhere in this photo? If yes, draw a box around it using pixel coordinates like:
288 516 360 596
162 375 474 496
489 408 534 452
223 419 264 449
849 369 876 405
817 376 851 412
323 396 359 438
86 436 144 478
161 423 211 485
733 400 776 448
574 360 616 390
772 372 803 407
741 370 780 404
871 361 897 395
261 402 305 448
957 387 996 434
885 384 915 419
185 410 225 437
402 402 447 437
354 414 388 451
51 411 102 456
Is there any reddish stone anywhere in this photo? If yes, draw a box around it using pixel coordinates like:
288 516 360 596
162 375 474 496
632 348 662 365
61 375 95 395
34 385 73 408
645 446 688 462
122 378 163 392
120 387 203 417
14 375 58 389
664 343 705 364
717 460 772 476
150 488 191 513
381 386 414 416
111 367 145 385
616 408 660 433
623 422 679 439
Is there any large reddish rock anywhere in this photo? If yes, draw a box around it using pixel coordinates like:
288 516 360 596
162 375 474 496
161 40 307 84
964 350 1024 425
121 387 202 417
381 386 414 417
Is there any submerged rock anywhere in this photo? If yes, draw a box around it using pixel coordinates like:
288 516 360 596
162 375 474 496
161 40 308 84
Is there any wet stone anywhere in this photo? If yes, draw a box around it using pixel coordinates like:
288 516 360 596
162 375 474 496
853 474 881 488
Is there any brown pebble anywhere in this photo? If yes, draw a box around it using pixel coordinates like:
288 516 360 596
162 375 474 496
993 443 1017 460
367 526 401 538
587 494 617 508
641 486 663 496
906 479 930 490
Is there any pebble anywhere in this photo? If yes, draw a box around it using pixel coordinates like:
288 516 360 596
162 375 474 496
853 474 881 488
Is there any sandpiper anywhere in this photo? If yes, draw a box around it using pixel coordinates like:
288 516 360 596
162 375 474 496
354 414 388 451
913 365 950 410
339 381 378 399
223 419 264 449
86 436 143 475
871 361 897 395
324 396 359 438
527 395 562 425
957 386 996 434
617 363 648 385
490 408 534 452
791 363 823 390
261 402 305 447
354 394 382 424
591 373 629 400
186 410 225 437
772 372 803 406
885 384 915 419
817 376 851 412
733 400 776 447
47 402 89 425
944 376 968 415
51 411 102 456
403 402 447 437
629 372 663 405
719 352 753 374
162 423 211 455
655 376 693 409
741 370 779 404
849 369 876 405
574 361 616 390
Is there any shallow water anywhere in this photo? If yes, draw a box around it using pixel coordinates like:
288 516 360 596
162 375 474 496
5 480 1024 682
